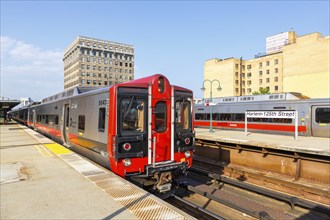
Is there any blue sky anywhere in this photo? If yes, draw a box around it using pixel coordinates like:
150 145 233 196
1 1 329 101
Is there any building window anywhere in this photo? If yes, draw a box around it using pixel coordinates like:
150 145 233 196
81 57 85 62
266 61 270 66
275 68 278 73
247 65 251 70
98 80 102 85
274 59 278 65
93 58 96 63
247 72 252 77
87 72 90 77
98 66 101 71
87 65 90 70
235 64 239 69
274 85 279 91
87 57 90 62
93 73 96 78
235 88 239 93
259 71 262 76
247 80 251 86
104 74 108 78
235 80 239 85
266 78 270 83
266 70 270 74
81 79 85 84
274 77 278 82
259 62 262 68
247 88 252 93
81 72 85 76
104 81 108 86
235 72 238 77
98 58 102 64
81 64 85 69
98 73 101 78
259 79 262 84
93 80 97 85
87 80 91 84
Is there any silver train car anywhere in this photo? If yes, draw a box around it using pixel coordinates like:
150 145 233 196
194 93 330 138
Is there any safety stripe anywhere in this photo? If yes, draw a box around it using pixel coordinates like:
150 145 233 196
44 143 72 155
34 145 53 158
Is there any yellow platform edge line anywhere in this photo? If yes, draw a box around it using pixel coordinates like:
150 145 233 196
44 143 72 155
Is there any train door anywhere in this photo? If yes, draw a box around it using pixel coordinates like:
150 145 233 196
311 105 330 138
32 109 36 129
152 98 171 163
63 104 70 144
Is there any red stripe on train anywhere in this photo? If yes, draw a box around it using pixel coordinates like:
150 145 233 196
194 121 307 132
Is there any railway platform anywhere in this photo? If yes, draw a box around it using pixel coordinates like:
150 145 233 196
0 122 193 220
195 127 330 156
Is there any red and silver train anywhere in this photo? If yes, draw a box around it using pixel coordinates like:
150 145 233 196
194 93 330 138
11 74 194 193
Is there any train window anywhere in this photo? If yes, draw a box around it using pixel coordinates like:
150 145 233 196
155 102 166 132
315 107 330 123
78 115 85 131
98 108 106 132
121 98 145 133
220 113 232 121
175 100 191 130
54 115 59 125
235 114 245 121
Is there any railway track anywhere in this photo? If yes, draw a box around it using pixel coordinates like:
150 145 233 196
194 139 330 205
167 170 330 220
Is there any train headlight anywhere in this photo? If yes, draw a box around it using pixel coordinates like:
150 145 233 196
184 138 190 145
123 143 131 151
184 151 191 158
123 158 132 167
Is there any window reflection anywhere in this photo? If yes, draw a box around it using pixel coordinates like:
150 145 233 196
175 100 191 130
121 98 145 133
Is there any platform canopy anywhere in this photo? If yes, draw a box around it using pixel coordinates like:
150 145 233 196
0 97 21 111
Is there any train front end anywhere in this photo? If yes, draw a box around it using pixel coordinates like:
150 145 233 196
108 74 194 193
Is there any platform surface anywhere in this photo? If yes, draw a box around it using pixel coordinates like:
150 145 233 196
195 128 330 156
0 122 193 220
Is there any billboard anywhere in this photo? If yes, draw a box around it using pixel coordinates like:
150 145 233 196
266 32 289 53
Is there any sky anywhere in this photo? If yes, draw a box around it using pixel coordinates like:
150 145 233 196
1 1 329 101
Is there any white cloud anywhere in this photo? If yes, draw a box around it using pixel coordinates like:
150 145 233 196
0 36 63 101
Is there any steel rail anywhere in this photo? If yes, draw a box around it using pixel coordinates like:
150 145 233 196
171 194 225 220
190 166 330 215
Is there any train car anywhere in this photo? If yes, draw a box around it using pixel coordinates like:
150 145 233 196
11 74 195 193
194 93 330 138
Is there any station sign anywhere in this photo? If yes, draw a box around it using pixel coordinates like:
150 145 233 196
246 110 296 119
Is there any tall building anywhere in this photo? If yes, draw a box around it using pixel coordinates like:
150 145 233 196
63 36 134 90
204 31 330 98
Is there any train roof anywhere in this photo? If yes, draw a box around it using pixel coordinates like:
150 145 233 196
41 86 100 104
201 92 311 104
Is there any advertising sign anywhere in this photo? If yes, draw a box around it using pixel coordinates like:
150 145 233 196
266 32 289 53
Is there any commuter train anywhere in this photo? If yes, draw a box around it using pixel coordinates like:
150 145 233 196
194 93 330 138
11 74 195 193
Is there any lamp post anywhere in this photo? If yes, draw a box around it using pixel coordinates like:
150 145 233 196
201 79 222 133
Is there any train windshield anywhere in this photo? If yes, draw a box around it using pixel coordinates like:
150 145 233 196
175 99 191 130
120 97 145 133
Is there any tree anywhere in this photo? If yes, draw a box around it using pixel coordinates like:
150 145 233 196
252 87 270 95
